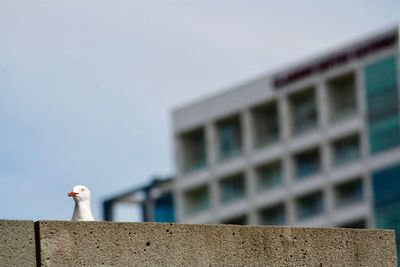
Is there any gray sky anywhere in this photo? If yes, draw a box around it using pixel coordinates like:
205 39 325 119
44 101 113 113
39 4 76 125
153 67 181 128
0 0 399 221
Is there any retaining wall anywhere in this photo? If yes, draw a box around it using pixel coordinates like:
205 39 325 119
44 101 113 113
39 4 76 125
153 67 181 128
0 220 397 266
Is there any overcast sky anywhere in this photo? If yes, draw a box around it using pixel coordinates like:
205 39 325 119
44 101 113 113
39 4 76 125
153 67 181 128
0 1 399 221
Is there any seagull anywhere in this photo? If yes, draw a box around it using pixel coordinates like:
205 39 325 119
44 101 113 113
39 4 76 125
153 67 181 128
68 185 95 221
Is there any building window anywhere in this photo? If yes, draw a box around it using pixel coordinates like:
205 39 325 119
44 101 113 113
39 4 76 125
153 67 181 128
289 88 318 135
296 191 324 220
372 164 400 254
217 115 242 161
180 128 206 173
256 161 283 191
259 203 285 225
251 102 280 148
184 186 210 215
339 219 367 229
327 73 357 122
364 55 400 154
294 148 321 179
222 215 247 225
334 178 363 208
219 173 246 204
153 192 175 223
332 134 361 166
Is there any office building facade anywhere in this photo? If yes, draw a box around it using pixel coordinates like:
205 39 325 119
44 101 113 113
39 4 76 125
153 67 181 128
172 26 400 245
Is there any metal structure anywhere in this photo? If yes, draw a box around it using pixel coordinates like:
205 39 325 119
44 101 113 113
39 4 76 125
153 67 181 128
103 176 175 222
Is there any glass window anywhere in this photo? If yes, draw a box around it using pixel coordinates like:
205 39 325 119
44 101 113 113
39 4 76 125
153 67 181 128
332 135 361 166
339 219 366 229
220 173 246 204
259 203 285 225
184 186 210 215
327 73 357 122
153 192 175 222
252 102 279 147
364 55 400 154
334 179 363 208
217 116 242 160
296 191 324 220
372 164 400 254
294 148 321 179
181 128 206 173
222 215 247 225
290 88 318 135
257 161 283 190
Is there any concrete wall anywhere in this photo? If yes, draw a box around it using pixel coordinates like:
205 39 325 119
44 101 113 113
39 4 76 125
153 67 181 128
0 220 397 266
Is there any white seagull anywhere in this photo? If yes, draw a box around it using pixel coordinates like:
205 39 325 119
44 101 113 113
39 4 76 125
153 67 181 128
68 185 95 221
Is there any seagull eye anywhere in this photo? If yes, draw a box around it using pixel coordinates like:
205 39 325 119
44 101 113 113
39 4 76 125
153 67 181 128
81 188 85 192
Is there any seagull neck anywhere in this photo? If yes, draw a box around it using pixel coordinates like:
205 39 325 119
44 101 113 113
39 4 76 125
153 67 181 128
72 199 94 221
75 199 91 209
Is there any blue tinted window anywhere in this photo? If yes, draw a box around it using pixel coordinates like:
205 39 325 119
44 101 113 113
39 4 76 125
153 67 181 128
153 193 175 222
220 174 246 204
184 186 209 215
373 164 400 256
364 56 400 154
259 204 285 225
328 73 357 122
252 103 280 147
257 161 283 190
182 129 206 173
333 135 360 166
296 192 324 220
218 117 242 160
335 179 363 208
291 89 318 135
295 149 321 179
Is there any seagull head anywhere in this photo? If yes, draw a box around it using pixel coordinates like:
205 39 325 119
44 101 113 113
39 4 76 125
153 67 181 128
68 185 91 203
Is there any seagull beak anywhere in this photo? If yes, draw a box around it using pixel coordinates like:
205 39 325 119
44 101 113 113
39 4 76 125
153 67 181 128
68 192 78 197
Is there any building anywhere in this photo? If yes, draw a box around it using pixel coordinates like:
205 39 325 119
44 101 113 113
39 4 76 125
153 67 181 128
172 26 400 246
103 176 175 222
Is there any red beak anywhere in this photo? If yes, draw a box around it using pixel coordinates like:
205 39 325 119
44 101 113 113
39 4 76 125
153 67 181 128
68 192 78 197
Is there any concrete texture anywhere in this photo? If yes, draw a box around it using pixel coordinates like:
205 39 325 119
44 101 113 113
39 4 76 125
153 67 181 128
37 221 397 267
0 220 36 267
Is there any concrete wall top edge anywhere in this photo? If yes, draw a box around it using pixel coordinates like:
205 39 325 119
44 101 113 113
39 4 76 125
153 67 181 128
33 220 394 232
36 220 397 267
0 219 34 222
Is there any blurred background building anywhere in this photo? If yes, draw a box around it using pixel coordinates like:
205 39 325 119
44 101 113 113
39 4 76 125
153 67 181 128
105 27 400 249
173 26 399 240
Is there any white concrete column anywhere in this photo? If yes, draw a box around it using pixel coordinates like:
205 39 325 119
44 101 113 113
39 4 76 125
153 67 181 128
246 168 258 225
287 196 296 226
205 122 220 219
174 134 184 177
355 66 369 159
173 133 185 223
241 109 253 157
241 109 257 225
278 94 295 225
206 121 218 167
316 80 329 130
278 93 291 142
174 187 185 223
316 79 334 223
241 110 255 195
